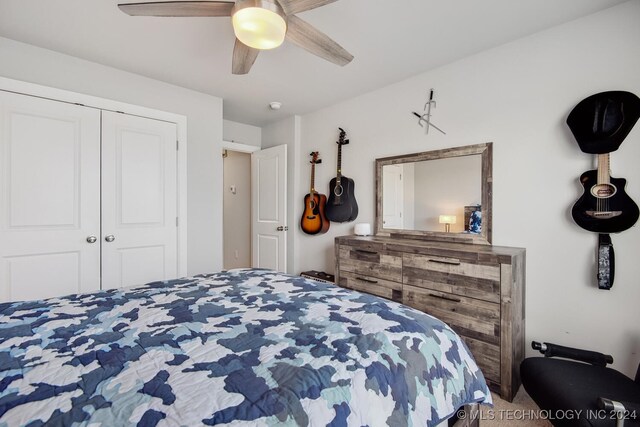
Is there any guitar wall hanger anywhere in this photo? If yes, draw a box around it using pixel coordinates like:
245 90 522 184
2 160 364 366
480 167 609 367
567 90 640 290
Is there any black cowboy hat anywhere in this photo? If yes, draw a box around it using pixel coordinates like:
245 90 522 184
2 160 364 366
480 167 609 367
567 90 640 154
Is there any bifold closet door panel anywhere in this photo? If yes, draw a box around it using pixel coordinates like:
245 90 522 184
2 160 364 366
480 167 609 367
0 91 101 302
101 111 178 290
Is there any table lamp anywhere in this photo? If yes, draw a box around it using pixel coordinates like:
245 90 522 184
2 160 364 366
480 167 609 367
439 215 456 232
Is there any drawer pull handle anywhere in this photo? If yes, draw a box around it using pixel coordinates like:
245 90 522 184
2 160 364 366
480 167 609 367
355 277 378 284
355 249 378 255
428 258 461 266
428 293 461 303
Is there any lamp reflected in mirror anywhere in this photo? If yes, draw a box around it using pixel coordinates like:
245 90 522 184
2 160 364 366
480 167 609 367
439 215 456 232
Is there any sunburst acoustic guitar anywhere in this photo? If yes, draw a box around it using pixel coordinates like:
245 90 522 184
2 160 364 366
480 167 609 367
301 152 330 235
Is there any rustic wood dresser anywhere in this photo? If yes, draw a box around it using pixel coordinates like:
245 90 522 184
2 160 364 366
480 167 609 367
334 235 525 402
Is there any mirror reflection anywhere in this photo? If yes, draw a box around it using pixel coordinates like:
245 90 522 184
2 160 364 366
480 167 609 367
382 155 482 233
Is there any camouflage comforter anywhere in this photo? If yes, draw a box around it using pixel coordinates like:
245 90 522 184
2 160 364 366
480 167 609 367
0 268 491 426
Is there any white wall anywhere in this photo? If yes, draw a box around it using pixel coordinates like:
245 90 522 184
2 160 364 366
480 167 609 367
262 116 301 274
296 1 640 376
0 36 224 276
223 151 251 269
223 119 262 147
413 155 481 232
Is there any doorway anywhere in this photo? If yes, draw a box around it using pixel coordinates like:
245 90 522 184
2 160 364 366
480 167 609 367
223 149 252 269
221 141 288 272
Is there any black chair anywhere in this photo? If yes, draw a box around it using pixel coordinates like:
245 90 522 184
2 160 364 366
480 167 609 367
521 341 640 426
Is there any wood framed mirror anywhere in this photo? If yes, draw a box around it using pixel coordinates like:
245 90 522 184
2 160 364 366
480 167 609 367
375 142 492 244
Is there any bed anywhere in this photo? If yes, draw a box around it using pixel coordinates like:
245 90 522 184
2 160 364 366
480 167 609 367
0 268 491 426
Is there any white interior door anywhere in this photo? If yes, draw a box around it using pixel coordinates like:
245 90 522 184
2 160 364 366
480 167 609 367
0 91 101 302
101 111 177 289
251 145 287 272
383 164 404 229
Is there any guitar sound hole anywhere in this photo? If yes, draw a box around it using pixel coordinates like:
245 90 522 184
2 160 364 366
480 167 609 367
591 184 617 199
308 200 316 210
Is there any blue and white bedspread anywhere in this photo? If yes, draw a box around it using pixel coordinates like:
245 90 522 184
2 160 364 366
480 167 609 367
0 268 491 426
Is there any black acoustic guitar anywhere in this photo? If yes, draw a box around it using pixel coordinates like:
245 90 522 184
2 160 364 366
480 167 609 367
571 153 639 234
325 128 358 222
300 152 330 235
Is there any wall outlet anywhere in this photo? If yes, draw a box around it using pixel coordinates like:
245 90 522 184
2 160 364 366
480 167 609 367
234 249 239 259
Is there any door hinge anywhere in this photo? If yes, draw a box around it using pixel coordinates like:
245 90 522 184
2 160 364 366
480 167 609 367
176 140 179 151
176 217 179 227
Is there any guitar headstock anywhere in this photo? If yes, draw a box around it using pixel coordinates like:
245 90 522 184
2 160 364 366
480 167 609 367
337 127 349 145
309 151 322 164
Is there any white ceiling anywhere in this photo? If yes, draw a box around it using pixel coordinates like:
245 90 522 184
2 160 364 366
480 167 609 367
0 0 628 126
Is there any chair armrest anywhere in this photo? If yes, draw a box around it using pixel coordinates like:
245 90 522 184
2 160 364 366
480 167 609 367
598 398 640 420
531 341 614 367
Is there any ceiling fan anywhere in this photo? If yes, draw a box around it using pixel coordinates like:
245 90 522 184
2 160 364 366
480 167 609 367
118 0 354 74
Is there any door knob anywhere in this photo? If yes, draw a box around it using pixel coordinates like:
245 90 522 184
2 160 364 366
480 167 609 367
276 226 289 232
86 235 97 244
105 234 116 243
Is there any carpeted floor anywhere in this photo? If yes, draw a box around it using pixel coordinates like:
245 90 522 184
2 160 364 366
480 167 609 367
480 387 552 426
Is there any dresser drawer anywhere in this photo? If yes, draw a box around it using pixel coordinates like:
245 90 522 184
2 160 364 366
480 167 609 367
338 271 402 302
462 335 501 388
403 285 500 345
338 245 402 282
403 253 500 303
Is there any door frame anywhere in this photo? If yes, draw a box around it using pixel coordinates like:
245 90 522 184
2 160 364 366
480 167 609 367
223 142 289 271
0 76 188 277
222 140 261 154
221 141 257 270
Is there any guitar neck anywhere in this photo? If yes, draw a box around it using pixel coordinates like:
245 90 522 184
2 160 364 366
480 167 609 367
336 144 343 181
597 153 611 185
310 162 316 194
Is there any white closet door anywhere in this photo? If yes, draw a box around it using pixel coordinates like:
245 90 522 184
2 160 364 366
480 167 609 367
101 111 177 290
0 91 101 302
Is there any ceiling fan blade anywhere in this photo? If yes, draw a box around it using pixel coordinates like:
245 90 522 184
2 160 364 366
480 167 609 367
118 1 234 17
276 0 338 15
232 39 260 75
285 15 353 66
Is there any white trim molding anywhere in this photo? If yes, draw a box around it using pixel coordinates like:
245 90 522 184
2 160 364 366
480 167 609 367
222 140 261 153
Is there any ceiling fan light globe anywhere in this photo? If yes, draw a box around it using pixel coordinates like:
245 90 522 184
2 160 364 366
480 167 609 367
232 7 286 50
